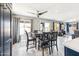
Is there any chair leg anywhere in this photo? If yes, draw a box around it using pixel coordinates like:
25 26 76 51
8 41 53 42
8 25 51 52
51 41 53 53
33 41 34 45
26 41 29 51
35 40 37 48
38 40 40 50
56 41 58 51
42 48 44 56
49 46 51 55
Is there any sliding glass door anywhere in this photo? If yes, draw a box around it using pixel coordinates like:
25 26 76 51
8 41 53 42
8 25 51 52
20 20 32 35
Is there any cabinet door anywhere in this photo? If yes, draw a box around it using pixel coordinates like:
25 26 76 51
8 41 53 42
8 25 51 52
3 5 11 56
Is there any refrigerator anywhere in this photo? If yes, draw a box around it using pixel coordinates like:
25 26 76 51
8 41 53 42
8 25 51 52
0 3 12 56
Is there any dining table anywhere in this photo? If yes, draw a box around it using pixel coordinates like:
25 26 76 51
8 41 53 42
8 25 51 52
34 32 43 50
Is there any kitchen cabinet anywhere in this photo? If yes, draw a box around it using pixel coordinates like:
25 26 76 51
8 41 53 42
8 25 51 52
65 47 79 56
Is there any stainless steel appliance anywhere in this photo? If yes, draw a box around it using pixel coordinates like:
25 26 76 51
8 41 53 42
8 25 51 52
0 3 12 56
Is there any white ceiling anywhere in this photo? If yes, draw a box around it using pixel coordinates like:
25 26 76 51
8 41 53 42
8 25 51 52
12 3 79 22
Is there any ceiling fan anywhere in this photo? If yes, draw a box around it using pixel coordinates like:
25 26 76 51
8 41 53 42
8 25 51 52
27 10 48 18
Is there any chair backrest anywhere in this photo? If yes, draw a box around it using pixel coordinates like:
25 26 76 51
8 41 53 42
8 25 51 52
25 31 29 41
50 32 58 41
53 32 58 40
39 34 43 40
43 32 50 41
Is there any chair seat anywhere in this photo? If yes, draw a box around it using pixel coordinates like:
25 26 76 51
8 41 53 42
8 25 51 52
41 40 50 46
51 39 56 41
41 42 50 48
29 37 33 39
28 37 36 41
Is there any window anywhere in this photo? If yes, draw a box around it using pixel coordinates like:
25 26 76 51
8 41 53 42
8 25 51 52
20 20 31 35
54 22 59 32
45 23 50 32
20 23 25 35
61 23 65 30
69 22 77 34
24 22 31 33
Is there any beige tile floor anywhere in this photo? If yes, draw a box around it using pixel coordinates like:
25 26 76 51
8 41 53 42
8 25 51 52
12 34 63 56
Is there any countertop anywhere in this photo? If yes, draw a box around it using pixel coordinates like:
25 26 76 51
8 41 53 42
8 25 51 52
64 37 79 52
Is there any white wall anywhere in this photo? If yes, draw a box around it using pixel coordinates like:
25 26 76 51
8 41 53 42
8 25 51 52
40 19 53 31
32 18 53 32
32 18 41 31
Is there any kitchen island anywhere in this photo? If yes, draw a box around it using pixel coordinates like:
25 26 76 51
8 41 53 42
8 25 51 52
64 37 79 56
57 35 72 56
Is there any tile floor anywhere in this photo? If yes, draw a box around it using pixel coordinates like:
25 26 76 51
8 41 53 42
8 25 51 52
12 33 63 56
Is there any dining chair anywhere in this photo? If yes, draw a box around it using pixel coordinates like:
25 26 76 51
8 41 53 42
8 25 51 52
41 32 51 56
25 31 37 51
36 33 43 50
50 32 58 53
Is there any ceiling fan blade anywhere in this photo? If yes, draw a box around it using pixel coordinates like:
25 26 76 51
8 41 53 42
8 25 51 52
39 11 48 15
36 10 40 13
37 14 39 18
27 12 36 15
